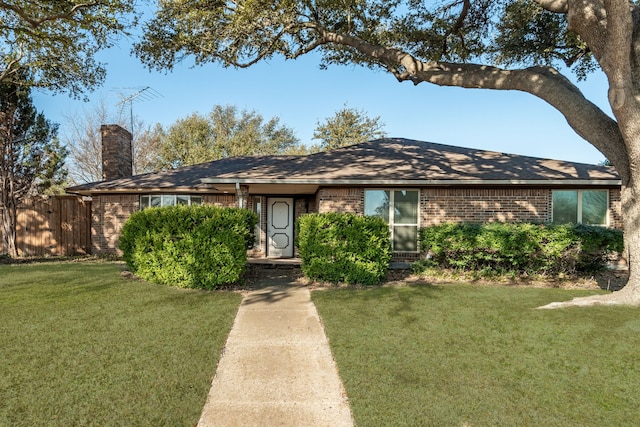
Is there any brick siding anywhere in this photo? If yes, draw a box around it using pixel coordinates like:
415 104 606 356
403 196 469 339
609 188 623 229
317 187 363 214
91 194 139 254
89 187 622 257
92 193 237 255
420 187 552 225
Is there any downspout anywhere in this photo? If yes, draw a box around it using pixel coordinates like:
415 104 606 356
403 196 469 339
236 182 244 208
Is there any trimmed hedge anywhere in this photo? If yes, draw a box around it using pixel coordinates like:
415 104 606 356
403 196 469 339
297 212 392 285
417 222 623 275
119 205 258 289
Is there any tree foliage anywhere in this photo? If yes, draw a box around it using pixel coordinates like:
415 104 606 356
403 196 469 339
313 105 386 151
0 73 67 257
137 0 640 306
154 104 303 169
0 1 136 97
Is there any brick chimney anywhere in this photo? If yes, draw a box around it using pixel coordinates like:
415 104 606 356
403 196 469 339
101 124 132 181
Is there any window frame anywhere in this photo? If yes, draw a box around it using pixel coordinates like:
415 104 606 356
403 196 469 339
551 189 609 226
364 189 420 252
252 196 262 249
139 194 203 209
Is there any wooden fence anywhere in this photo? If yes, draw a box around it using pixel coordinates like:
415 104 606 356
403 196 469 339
1 196 91 257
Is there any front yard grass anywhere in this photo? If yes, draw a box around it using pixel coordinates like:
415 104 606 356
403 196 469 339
0 261 242 426
312 284 640 426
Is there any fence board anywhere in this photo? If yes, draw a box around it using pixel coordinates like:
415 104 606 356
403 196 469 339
2 196 91 257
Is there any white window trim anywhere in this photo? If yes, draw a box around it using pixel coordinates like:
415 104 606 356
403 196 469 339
140 194 203 209
551 189 609 226
364 189 420 252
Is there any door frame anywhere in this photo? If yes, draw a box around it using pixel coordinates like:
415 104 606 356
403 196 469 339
266 197 294 258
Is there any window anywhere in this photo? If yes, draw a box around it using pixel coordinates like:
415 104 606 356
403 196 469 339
140 194 203 209
552 190 608 225
252 196 262 249
365 189 419 251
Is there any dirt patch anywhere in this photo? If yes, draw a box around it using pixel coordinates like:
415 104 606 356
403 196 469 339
384 269 629 291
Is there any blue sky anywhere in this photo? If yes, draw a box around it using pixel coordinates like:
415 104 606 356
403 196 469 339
32 35 612 165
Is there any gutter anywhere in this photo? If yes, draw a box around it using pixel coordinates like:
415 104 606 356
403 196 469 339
201 178 622 187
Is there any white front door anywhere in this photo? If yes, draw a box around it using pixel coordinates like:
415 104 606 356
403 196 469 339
267 197 294 258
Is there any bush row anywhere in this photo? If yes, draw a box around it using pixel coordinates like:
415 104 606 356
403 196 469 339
119 206 624 289
119 205 257 290
417 222 623 275
296 212 392 285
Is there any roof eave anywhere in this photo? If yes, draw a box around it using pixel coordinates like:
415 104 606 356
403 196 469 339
200 178 622 186
66 178 622 196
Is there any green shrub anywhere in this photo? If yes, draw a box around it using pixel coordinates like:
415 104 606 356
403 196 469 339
417 222 623 276
119 205 258 289
297 213 392 285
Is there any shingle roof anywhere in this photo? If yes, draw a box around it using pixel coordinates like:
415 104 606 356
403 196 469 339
67 138 619 194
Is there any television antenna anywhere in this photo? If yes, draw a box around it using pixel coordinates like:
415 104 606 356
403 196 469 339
114 86 163 137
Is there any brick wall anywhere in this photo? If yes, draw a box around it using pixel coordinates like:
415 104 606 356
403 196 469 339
92 193 238 255
88 187 622 256
609 188 623 229
91 194 139 254
420 187 552 225
317 187 363 214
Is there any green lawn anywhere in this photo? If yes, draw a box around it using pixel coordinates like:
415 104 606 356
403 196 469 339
312 284 640 426
0 261 242 426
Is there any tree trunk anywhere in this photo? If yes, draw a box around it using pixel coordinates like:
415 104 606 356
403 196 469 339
539 175 640 308
0 197 17 258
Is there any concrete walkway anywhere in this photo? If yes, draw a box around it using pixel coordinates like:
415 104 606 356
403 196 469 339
197 270 354 427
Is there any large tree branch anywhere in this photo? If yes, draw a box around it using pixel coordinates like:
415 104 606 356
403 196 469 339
312 24 629 176
601 0 634 110
0 2 102 28
534 0 569 13
565 0 608 60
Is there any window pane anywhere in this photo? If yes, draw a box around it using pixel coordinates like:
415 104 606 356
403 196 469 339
582 190 608 225
140 195 149 209
365 190 390 222
393 226 418 251
191 196 202 205
553 191 578 223
162 195 176 206
176 195 190 205
394 190 418 224
150 195 162 208
253 196 262 248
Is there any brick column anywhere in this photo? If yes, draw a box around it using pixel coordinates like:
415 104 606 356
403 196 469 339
101 124 132 181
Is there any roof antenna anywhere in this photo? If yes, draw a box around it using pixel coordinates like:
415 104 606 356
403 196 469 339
114 86 163 174
115 86 163 138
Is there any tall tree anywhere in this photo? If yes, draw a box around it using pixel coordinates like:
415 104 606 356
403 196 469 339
313 105 386 151
0 74 67 258
63 99 162 183
155 104 303 169
0 1 136 97
136 0 640 306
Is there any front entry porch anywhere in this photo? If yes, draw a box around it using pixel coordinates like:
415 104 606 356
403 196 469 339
249 194 315 260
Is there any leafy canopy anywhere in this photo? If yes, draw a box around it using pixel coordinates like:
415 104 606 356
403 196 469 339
137 0 593 79
154 104 303 169
313 105 386 151
1 1 136 97
0 71 67 200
